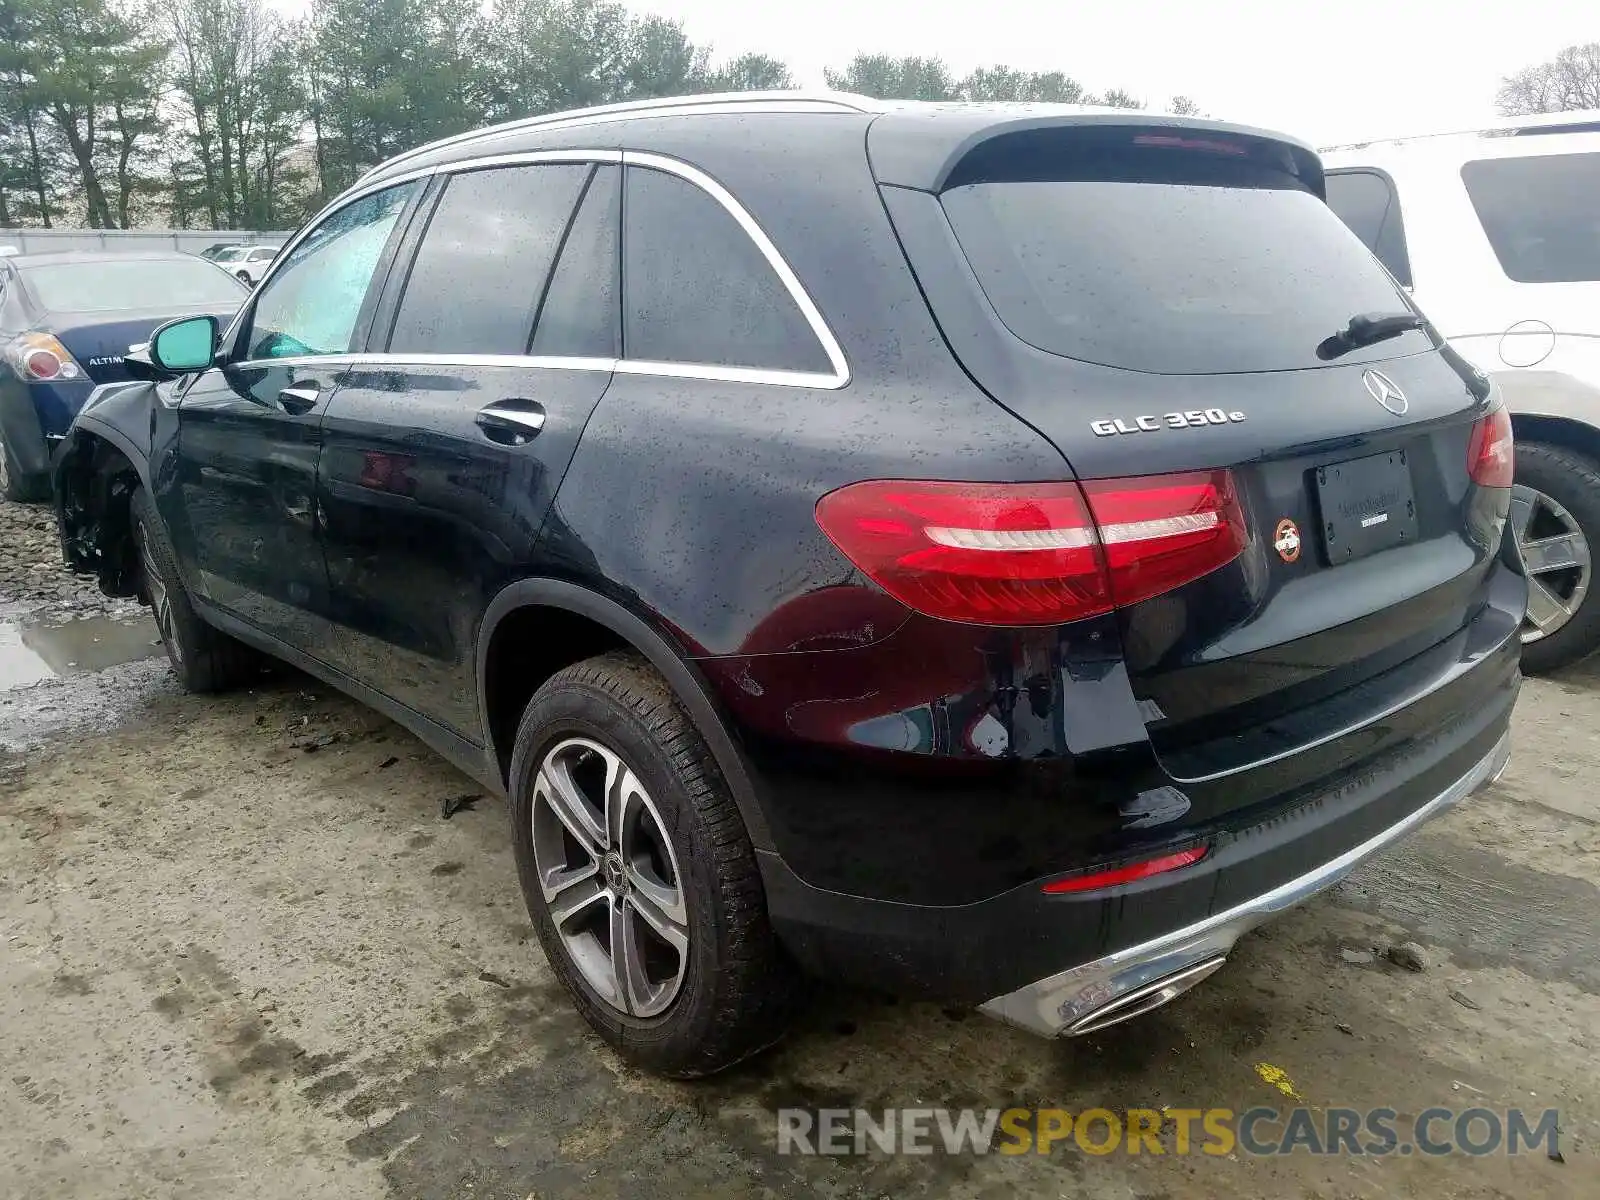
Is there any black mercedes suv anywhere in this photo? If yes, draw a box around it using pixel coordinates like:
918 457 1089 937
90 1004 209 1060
53 93 1525 1077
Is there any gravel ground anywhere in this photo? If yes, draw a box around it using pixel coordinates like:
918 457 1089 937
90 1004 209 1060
0 496 140 619
0 497 1595 1199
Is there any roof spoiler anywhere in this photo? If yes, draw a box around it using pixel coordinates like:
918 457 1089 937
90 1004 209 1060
865 109 1322 193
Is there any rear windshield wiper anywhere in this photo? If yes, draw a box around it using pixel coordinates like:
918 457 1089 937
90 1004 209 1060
1316 311 1425 360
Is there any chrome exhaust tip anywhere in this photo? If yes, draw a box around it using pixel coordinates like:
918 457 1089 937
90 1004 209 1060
1065 955 1227 1037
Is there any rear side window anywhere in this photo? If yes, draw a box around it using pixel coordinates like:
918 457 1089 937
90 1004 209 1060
1324 169 1413 287
622 166 830 374
939 137 1426 374
389 164 590 355
531 164 619 359
1461 153 1600 283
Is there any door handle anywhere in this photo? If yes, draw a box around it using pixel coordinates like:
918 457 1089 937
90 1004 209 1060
475 399 546 446
278 384 320 414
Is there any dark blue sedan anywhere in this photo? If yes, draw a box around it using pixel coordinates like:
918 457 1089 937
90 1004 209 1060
0 250 247 500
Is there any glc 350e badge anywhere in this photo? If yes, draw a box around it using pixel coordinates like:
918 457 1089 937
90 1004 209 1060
1091 408 1247 436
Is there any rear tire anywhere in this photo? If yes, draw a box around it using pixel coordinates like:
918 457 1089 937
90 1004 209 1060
0 429 47 503
1514 441 1600 674
130 486 258 692
508 651 796 1077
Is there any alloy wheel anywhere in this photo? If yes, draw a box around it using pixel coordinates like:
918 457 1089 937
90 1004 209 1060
531 736 689 1018
1511 483 1591 644
136 520 182 666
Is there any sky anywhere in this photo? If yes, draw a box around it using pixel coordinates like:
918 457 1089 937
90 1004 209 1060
638 0 1593 146
272 0 1596 148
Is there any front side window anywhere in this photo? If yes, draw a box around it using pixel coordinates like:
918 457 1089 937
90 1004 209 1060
622 166 830 374
388 164 591 355
1461 153 1600 284
1324 169 1413 286
246 182 420 360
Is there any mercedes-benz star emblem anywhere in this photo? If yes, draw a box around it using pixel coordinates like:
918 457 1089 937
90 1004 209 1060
1363 369 1408 416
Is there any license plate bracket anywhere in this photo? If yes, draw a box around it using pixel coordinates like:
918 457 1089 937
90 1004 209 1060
1314 450 1418 564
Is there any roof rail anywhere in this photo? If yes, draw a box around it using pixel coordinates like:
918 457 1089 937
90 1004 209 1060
1322 107 1600 153
365 91 880 181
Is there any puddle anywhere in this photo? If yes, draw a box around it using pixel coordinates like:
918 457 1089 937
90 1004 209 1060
0 611 164 692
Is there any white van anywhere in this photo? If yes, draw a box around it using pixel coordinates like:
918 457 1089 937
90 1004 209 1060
1323 112 1600 672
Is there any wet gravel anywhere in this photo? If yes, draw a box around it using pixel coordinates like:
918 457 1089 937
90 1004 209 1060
0 496 1594 1199
0 498 139 618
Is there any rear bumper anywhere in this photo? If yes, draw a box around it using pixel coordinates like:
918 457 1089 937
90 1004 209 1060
980 728 1510 1036
758 623 1520 1006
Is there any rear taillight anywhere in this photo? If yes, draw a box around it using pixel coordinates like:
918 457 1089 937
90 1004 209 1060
1082 471 1248 609
1467 406 1514 488
4 332 83 382
813 471 1246 626
1042 845 1209 894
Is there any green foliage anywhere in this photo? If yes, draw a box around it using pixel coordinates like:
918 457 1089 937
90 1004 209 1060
825 53 1145 109
617 13 711 100
486 0 632 121
168 0 308 228
1095 88 1142 110
1 6 1205 230
704 53 793 93
1 0 165 227
0 0 62 224
962 67 1086 103
825 53 959 101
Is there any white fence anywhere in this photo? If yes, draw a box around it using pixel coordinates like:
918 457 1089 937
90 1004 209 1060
0 228 292 255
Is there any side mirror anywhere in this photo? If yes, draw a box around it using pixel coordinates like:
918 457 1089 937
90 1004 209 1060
149 315 219 374
121 342 165 382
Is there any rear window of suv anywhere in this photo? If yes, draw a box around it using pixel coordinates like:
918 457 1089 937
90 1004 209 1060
939 135 1427 374
1461 153 1600 284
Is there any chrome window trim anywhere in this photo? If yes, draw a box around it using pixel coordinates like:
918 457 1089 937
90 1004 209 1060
227 352 842 392
621 149 850 389
614 360 843 389
227 352 618 373
223 147 851 392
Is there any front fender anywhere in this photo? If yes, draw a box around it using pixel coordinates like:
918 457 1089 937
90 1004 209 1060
52 381 164 596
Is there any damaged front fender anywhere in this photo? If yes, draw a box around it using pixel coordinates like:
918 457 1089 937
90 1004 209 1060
52 380 166 599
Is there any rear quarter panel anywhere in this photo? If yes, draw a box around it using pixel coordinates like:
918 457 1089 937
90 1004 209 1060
538 114 1074 658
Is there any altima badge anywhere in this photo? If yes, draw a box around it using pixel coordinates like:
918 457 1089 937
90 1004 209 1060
1274 518 1302 563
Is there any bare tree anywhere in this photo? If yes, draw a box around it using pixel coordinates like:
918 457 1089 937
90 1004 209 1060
1497 42 1600 115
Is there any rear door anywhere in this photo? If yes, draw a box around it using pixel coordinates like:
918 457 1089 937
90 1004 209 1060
315 157 619 736
166 181 424 644
880 125 1505 780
